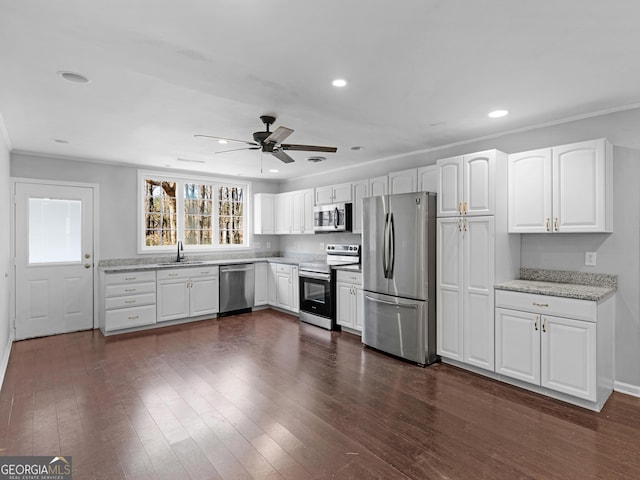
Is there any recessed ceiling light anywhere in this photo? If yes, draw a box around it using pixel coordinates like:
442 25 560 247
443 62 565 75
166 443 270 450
57 71 90 84
218 139 228 144
307 156 326 163
350 146 364 151
488 109 509 118
269 169 279 173
53 138 69 144
332 79 347 87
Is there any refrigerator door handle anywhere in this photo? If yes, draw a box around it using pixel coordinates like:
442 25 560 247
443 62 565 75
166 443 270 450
364 294 419 309
388 212 395 278
383 212 390 278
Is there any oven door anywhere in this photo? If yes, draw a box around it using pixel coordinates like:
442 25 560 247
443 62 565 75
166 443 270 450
299 271 333 319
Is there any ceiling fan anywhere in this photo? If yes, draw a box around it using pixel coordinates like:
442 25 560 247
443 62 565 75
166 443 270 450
195 115 337 164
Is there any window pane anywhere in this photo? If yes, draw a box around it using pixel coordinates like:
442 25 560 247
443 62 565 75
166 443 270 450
29 198 82 263
184 183 214 245
144 179 177 246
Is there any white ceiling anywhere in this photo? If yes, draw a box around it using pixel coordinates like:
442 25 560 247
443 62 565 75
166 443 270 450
2 1 640 180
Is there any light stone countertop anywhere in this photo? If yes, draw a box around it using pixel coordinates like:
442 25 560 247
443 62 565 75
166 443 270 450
100 256 301 274
495 268 617 302
332 264 362 273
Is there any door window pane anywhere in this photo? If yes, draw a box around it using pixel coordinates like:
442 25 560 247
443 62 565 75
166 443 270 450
29 198 82 264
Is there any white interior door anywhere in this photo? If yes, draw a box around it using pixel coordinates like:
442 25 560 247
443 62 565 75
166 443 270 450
15 182 94 339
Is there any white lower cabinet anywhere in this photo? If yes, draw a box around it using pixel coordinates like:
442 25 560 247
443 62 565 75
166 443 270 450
495 289 613 409
101 271 157 332
254 262 268 306
268 263 299 314
157 266 219 322
336 270 363 333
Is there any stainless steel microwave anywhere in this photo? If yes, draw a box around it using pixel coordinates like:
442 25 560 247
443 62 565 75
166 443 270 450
313 203 352 233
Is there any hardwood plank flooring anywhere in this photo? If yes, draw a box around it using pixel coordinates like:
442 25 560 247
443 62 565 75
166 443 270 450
1 309 639 479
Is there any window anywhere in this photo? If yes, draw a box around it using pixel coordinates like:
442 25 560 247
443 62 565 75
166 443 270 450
139 171 250 253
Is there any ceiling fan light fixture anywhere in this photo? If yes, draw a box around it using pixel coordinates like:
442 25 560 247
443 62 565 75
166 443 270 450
488 109 509 118
307 156 326 163
57 70 90 84
332 78 347 87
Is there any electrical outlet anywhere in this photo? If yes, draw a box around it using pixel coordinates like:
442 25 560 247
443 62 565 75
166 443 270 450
585 251 597 266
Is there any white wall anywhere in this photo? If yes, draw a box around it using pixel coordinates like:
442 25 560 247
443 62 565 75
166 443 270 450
0 130 12 382
282 107 640 389
10 154 281 260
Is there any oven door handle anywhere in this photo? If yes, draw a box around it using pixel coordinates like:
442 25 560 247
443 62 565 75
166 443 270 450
299 271 331 281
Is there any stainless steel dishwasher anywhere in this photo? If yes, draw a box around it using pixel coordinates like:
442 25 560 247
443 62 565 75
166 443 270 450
219 263 255 316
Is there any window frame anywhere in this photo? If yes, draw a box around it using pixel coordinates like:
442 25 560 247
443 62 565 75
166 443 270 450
137 170 252 254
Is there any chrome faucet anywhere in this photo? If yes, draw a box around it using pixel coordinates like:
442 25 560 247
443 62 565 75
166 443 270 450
177 240 184 262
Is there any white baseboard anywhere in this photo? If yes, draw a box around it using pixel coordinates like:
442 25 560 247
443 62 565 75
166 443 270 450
613 381 640 398
0 335 13 392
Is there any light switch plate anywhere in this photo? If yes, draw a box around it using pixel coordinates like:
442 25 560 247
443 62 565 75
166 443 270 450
585 251 597 266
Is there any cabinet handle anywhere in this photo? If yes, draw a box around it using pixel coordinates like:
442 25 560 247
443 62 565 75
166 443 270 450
463 218 467 232
554 217 559 232
168 273 179 277
546 218 550 232
463 201 468 215
125 288 136 292
458 218 462 232
125 277 136 281
542 317 547 333
128 315 139 320
458 202 462 215
534 316 538 331
124 300 136 304
532 302 549 307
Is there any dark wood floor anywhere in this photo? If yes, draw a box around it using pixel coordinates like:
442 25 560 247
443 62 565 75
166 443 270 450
1 309 639 479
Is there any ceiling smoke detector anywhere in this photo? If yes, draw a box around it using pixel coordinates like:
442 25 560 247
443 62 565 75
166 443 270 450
307 156 326 163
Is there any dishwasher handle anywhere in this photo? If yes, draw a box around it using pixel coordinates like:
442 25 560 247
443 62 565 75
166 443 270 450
220 264 255 273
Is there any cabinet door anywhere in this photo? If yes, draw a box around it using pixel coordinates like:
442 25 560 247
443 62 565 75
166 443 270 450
508 149 552 233
254 263 268 306
291 191 303 234
190 276 219 316
302 189 315 234
553 139 608 233
541 315 597 401
436 217 463 360
495 308 540 385
332 183 352 203
336 282 353 328
315 186 334 205
351 180 368 234
463 151 494 216
437 156 463 217
354 286 364 332
388 168 417 194
157 278 189 322
268 264 277 305
463 216 495 371
417 165 438 193
253 193 275 234
369 176 388 197
291 266 299 313
276 272 292 310
274 193 293 234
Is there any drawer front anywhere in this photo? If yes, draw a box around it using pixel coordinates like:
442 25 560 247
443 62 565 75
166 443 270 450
186 266 219 278
105 305 156 331
495 290 597 322
336 270 362 285
105 293 156 310
105 281 155 298
276 264 292 274
157 268 192 281
104 271 156 285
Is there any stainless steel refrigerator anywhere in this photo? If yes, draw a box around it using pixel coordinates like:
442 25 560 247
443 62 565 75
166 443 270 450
362 192 437 365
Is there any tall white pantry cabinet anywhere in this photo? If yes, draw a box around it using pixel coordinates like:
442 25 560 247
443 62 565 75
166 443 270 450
436 150 520 371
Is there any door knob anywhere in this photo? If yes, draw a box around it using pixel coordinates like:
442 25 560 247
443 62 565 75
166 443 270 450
84 263 91 269
85 253 91 259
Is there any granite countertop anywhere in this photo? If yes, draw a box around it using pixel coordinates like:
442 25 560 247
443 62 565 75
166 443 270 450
332 264 362 273
495 268 617 302
100 256 301 273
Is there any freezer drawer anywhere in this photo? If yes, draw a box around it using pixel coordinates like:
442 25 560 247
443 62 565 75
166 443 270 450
362 290 436 365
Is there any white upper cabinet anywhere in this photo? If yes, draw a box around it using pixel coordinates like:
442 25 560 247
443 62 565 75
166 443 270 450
274 192 293 234
508 138 613 233
369 176 388 197
315 183 352 205
388 168 418 194
438 151 496 217
417 165 438 192
253 193 275 234
351 180 368 234
291 189 314 234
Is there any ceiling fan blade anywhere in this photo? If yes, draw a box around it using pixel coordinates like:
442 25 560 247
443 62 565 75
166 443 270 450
215 146 261 154
272 149 295 164
195 134 258 146
281 143 338 153
264 126 294 145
